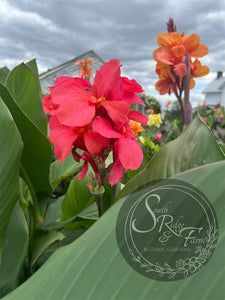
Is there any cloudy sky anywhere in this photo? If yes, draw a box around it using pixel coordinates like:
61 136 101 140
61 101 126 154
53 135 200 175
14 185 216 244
0 0 225 107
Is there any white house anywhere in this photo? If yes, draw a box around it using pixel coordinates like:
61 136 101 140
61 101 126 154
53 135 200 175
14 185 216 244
39 50 105 95
202 71 225 107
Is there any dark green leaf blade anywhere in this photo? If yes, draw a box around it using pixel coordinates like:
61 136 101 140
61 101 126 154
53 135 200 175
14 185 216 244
0 98 23 257
6 63 47 134
2 161 224 300
0 203 29 298
0 83 52 200
60 173 95 221
118 115 225 199
0 67 10 85
50 154 82 189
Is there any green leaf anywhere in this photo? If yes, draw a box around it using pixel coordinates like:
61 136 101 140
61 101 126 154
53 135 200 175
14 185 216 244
50 154 82 189
30 230 65 269
26 59 41 84
0 98 23 257
0 67 10 84
42 197 97 231
0 83 52 201
60 172 95 221
6 63 47 134
2 161 225 300
0 203 28 298
118 115 225 199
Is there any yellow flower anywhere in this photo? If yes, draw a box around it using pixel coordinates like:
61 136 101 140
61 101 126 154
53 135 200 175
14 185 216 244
139 136 146 145
148 113 162 128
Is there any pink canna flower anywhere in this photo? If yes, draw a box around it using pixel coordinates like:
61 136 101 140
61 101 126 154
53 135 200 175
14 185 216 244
154 133 162 143
44 59 147 185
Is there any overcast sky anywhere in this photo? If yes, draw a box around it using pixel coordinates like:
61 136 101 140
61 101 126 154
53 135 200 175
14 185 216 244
0 0 225 107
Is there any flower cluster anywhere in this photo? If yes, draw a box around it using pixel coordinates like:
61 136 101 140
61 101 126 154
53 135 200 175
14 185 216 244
153 31 210 95
75 58 93 81
148 113 162 128
43 59 147 186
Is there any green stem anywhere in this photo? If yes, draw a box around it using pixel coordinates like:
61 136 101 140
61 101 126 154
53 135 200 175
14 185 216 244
112 183 121 204
96 194 103 217
20 165 41 274
20 165 41 229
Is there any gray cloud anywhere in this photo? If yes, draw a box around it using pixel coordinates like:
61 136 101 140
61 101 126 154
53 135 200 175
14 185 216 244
1 0 225 106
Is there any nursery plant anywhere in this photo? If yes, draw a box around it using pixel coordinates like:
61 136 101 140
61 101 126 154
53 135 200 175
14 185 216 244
0 18 224 300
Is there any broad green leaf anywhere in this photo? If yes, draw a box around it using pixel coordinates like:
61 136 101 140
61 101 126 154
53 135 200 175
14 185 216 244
60 172 95 221
0 203 28 298
6 63 47 134
50 154 82 189
118 115 225 199
35 229 87 271
0 83 52 201
26 59 41 84
0 99 23 257
42 197 97 231
2 161 225 300
30 230 65 269
0 67 10 84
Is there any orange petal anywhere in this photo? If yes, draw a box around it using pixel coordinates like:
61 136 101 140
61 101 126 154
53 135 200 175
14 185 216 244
182 33 200 48
190 78 196 89
174 63 187 77
171 45 186 57
153 47 173 65
189 44 209 58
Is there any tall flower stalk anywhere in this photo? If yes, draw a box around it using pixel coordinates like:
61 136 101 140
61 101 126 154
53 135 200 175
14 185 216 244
153 18 210 128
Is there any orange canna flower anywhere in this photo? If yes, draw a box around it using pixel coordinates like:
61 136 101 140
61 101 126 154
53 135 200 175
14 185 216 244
203 100 207 106
197 102 202 107
75 58 94 81
166 100 172 107
147 109 154 114
129 120 144 137
153 32 208 80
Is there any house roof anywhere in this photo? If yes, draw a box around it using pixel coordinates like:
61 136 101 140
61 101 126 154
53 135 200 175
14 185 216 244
40 50 104 95
202 76 225 94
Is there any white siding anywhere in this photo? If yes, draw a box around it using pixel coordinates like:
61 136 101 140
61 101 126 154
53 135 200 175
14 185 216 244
205 93 221 106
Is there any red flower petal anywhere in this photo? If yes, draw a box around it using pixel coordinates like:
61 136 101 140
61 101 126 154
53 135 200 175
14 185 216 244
48 116 79 163
122 93 145 106
122 77 144 93
117 137 143 170
94 59 121 98
128 110 148 126
56 97 95 127
84 131 109 154
78 161 88 181
108 158 125 185
101 100 130 124
92 116 122 138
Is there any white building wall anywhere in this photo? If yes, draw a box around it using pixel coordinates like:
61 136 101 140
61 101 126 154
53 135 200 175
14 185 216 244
205 93 221 106
221 89 225 107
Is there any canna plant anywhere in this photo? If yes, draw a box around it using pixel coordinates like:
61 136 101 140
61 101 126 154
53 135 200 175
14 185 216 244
0 18 224 300
153 18 210 128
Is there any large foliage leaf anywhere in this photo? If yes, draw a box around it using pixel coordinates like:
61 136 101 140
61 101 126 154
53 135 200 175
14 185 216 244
118 115 225 199
0 83 52 201
0 67 10 84
60 172 95 221
6 63 47 134
0 203 29 298
50 154 82 189
3 161 225 300
0 99 23 257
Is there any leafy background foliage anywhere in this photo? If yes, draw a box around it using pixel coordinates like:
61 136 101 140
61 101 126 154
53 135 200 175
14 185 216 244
0 60 224 299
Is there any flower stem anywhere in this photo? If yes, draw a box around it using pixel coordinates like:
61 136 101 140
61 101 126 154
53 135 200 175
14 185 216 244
96 194 103 217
